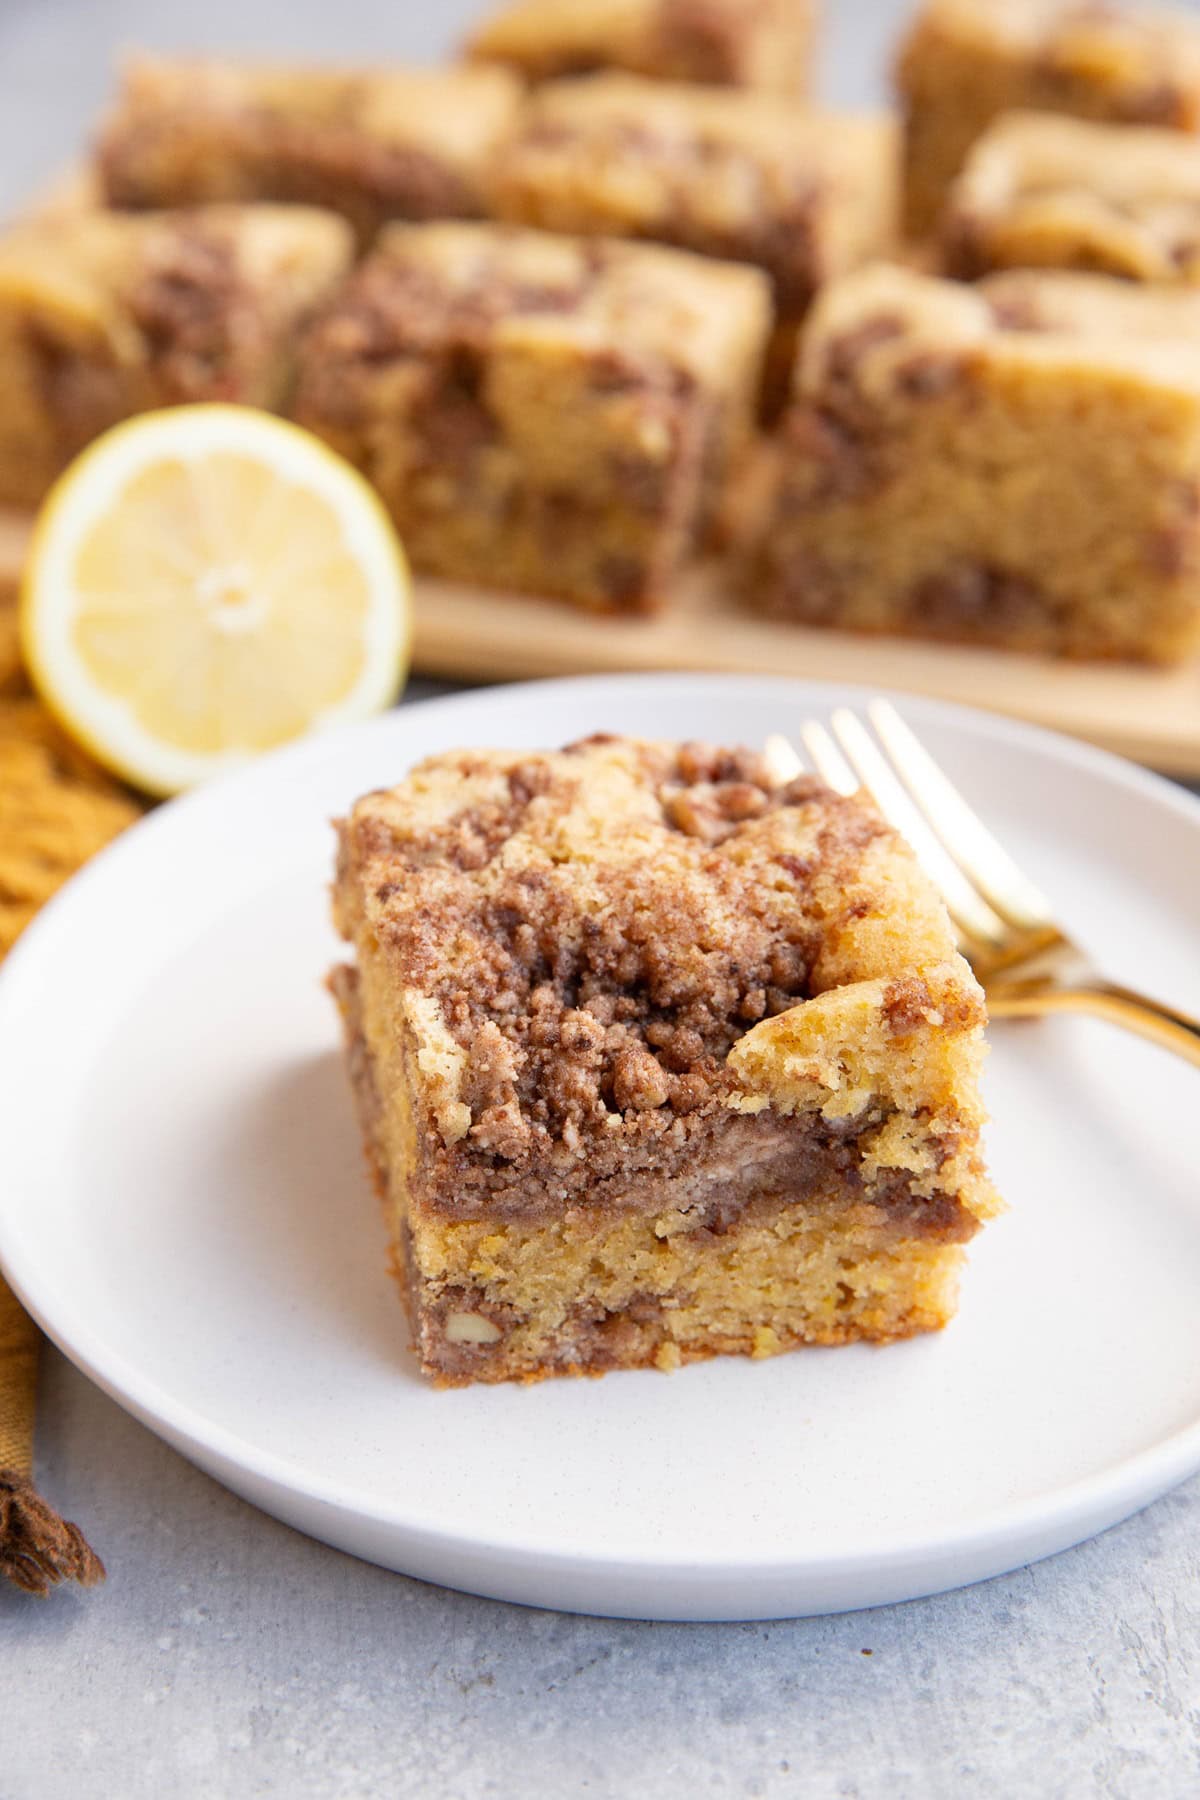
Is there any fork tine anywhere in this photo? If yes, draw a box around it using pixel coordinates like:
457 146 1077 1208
799 720 858 796
828 708 1009 952
762 731 806 786
867 700 1054 931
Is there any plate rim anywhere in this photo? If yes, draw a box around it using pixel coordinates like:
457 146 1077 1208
4 670 1200 1605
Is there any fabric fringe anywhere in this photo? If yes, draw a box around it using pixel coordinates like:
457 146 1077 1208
0 1469 105 1596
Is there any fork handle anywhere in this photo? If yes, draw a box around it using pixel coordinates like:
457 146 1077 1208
987 978 1200 1069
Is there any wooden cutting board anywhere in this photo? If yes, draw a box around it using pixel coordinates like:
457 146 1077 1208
413 569 1200 776
4 502 1200 776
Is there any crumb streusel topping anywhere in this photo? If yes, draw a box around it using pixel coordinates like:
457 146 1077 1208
335 734 958 1180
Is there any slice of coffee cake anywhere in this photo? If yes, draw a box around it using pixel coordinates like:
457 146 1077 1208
331 735 998 1385
292 222 769 612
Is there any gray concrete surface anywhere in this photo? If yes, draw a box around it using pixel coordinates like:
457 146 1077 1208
2 2 1200 1795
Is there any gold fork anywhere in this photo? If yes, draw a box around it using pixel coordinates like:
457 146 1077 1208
766 700 1200 1068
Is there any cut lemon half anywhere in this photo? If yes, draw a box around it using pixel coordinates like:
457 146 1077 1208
21 406 412 797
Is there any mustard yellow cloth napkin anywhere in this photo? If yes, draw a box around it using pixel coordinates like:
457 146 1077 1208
0 647 142 1592
0 1279 104 1593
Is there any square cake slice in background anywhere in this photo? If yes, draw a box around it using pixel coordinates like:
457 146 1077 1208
756 262 1200 663
464 0 816 94
0 204 354 507
896 0 1200 235
331 735 998 1387
943 111 1200 283
490 74 897 411
293 222 770 611
97 56 522 244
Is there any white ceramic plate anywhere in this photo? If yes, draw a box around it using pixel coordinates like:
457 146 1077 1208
2 674 1199 1622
